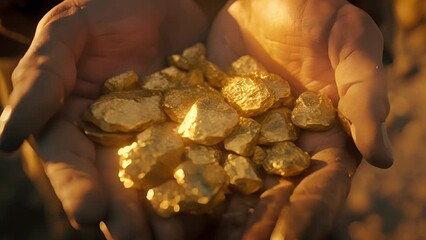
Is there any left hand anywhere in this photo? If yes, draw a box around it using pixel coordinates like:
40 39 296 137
206 0 393 239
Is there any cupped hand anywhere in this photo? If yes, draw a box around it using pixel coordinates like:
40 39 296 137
0 0 210 238
206 0 393 239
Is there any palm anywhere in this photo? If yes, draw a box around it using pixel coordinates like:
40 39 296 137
204 0 375 238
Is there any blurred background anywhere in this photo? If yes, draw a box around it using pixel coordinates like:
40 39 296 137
0 0 425 239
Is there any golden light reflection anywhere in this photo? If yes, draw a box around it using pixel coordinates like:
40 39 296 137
174 168 185 184
146 189 155 200
117 142 138 158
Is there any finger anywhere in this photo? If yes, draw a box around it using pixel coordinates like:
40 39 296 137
0 1 87 152
329 5 393 168
146 208 184 240
241 178 294 240
96 147 152 240
37 118 107 229
270 139 360 239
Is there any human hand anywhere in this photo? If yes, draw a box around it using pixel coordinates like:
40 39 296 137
206 0 393 239
0 0 210 238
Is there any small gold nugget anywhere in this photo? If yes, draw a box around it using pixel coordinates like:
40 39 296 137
82 123 136 147
291 91 336 131
85 90 166 133
259 72 294 108
179 97 239 145
252 146 266 167
141 66 186 92
227 55 267 76
224 117 261 157
256 108 299 145
103 70 139 93
168 43 206 70
118 123 184 190
174 161 228 214
184 144 222 165
199 58 228 88
263 142 310 177
146 180 185 217
222 75 276 117
224 154 263 195
163 87 221 122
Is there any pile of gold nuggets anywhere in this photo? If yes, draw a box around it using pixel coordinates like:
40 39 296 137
83 43 337 217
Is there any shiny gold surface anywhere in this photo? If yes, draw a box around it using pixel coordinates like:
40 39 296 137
178 96 239 145
227 55 267 76
85 92 166 133
259 72 294 108
263 142 311 177
82 123 136 147
146 180 185 217
102 70 139 93
222 75 276 117
141 66 187 92
224 154 263 195
199 58 227 88
257 107 299 144
291 91 336 131
184 144 222 165
173 160 228 214
224 117 261 156
118 123 184 190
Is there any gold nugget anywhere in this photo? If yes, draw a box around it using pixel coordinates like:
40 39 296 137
85 90 166 133
263 142 310 177
291 91 336 131
259 72 294 108
179 96 239 145
252 146 266 167
162 87 222 122
224 117 261 156
256 108 299 144
174 161 228 214
199 58 228 88
141 66 186 92
146 180 185 217
118 123 184 190
184 144 222 165
222 75 276 117
224 154 263 195
82 123 136 147
103 70 139 93
227 55 267 76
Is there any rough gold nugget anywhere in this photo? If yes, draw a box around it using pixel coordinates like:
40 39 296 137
184 144 222 165
83 123 136 147
252 146 266 167
85 90 166 133
103 70 138 93
179 96 239 145
257 107 299 145
141 66 187 92
227 55 267 76
224 154 263 195
263 142 310 177
146 180 184 217
174 161 228 214
259 72 294 108
224 117 261 157
222 75 276 117
118 123 184 190
291 91 336 131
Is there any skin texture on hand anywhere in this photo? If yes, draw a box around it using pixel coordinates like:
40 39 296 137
206 0 393 239
0 0 393 239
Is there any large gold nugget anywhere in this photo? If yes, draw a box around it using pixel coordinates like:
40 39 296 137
224 154 263 195
83 123 136 147
227 55 267 76
174 161 228 214
184 144 222 165
263 142 310 177
118 123 185 190
199 58 227 88
178 97 239 145
259 72 294 108
103 70 138 93
257 108 299 144
163 87 222 122
222 75 276 117
85 91 166 133
224 117 261 157
141 66 186 92
291 91 336 131
146 180 185 217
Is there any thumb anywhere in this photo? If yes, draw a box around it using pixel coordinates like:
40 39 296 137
0 2 86 152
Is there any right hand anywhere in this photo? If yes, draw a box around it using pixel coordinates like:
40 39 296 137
0 0 210 239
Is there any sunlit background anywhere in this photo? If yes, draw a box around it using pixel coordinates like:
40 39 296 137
1 0 425 239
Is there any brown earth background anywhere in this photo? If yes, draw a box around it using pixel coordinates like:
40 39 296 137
0 0 424 239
